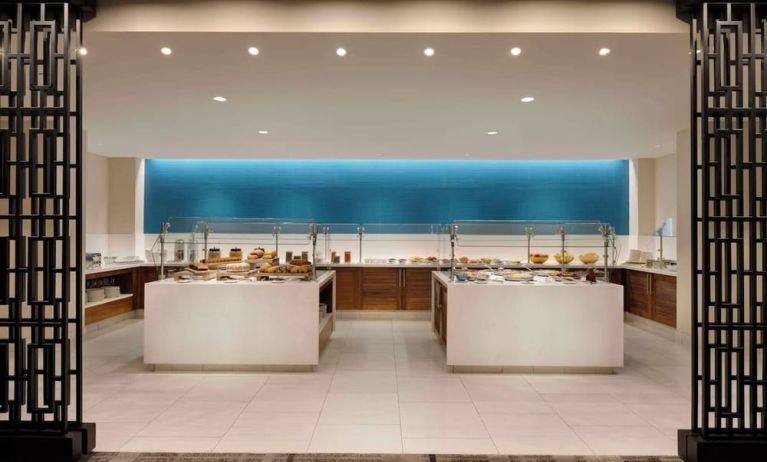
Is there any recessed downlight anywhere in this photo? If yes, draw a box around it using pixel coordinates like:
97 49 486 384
486 131 499 136
78 47 88 56
213 96 227 102
510 47 522 56
521 96 535 103
248 47 260 56
161 47 172 55
258 130 269 135
336 47 347 57
598 47 611 56
423 47 435 57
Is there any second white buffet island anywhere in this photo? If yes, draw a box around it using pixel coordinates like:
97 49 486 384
144 270 335 370
432 271 624 372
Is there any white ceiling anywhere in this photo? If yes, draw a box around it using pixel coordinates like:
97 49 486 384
83 32 689 159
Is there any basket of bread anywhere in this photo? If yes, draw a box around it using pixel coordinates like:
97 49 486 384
579 252 600 265
247 247 278 264
255 258 313 280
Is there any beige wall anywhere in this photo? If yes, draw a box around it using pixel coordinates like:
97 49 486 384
675 128 691 335
85 155 143 256
85 152 110 235
654 153 677 231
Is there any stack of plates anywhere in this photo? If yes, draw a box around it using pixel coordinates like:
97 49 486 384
86 288 105 303
103 286 121 298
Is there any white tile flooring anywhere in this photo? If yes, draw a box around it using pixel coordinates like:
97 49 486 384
84 318 690 455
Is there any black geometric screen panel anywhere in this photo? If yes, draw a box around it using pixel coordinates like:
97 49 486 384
691 2 767 438
0 2 84 433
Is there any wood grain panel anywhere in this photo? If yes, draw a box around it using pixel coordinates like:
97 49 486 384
335 268 360 309
625 270 651 318
402 268 433 310
85 296 134 325
652 274 677 327
361 267 400 310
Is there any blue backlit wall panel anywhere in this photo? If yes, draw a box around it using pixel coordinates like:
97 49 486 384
144 160 629 234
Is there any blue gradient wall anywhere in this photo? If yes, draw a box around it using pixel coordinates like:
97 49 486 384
144 160 629 234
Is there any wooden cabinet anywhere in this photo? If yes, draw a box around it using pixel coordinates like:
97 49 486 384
651 274 677 327
327 266 435 311
434 281 447 347
335 268 361 310
401 268 433 310
623 269 676 328
625 270 651 318
361 267 400 310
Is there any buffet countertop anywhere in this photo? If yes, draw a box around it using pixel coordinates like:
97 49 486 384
86 261 677 277
149 270 335 286
432 270 619 287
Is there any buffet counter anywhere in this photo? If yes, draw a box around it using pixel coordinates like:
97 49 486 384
144 270 335 370
432 271 624 372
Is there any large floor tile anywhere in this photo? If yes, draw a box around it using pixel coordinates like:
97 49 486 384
572 425 678 455
398 376 470 402
400 402 489 438
137 400 247 437
402 438 498 455
308 424 403 453
330 371 397 393
493 432 594 455
91 422 147 452
214 411 317 453
85 391 182 423
181 375 268 402
550 402 648 426
481 412 573 437
318 392 400 424
120 436 220 452
246 384 328 412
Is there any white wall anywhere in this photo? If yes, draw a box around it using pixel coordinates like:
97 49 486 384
654 153 678 230
85 155 144 257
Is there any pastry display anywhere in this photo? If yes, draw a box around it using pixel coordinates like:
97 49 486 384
229 247 243 259
208 248 221 259
409 256 424 263
426 256 438 262
459 256 469 264
249 247 265 259
225 262 250 273
258 262 312 274
554 251 574 264
468 258 481 264
579 252 600 265
529 253 549 264
555 271 578 278
190 261 209 271
202 256 241 268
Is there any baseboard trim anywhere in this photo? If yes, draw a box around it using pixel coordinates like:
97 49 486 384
336 310 430 320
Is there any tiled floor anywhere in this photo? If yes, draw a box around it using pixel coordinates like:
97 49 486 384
84 318 690 456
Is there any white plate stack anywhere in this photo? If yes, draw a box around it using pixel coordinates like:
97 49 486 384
104 286 121 298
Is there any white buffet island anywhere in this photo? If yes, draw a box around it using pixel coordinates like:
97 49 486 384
432 271 624 372
144 270 335 370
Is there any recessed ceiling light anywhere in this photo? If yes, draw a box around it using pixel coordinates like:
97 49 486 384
654 144 662 148
78 47 88 56
248 47 259 56
464 153 471 157
510 47 522 56
258 130 269 135
336 47 347 57
161 47 172 55
521 96 535 103
213 96 227 102
696 49 702 54
423 47 435 57
598 47 611 56
486 131 498 136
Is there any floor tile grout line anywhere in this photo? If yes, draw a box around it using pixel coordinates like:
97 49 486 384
209 379 269 453
458 374 499 455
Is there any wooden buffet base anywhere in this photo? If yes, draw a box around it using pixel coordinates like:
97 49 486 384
144 271 335 370
432 271 624 372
